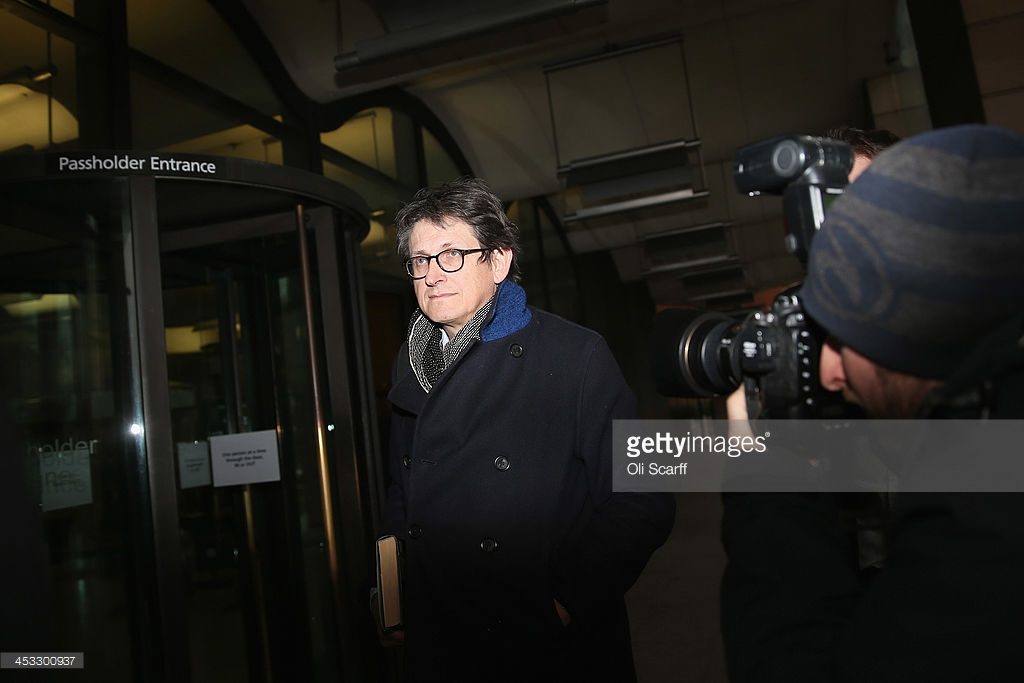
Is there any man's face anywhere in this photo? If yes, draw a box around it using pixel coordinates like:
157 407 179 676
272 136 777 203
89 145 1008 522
408 217 510 337
819 339 941 417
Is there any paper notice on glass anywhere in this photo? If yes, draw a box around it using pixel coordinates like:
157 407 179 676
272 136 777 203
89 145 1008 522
39 448 93 511
177 441 211 489
210 430 281 487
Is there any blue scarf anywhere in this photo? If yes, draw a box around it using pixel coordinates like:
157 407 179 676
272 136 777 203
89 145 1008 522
482 280 532 342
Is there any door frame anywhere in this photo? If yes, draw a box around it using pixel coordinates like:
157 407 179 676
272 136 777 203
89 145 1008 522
0 152 374 682
140 196 379 682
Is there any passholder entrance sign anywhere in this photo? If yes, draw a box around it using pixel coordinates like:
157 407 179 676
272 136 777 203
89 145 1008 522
48 151 224 178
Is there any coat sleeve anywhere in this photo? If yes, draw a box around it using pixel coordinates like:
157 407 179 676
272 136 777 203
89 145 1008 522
549 336 675 625
720 492 863 682
380 358 408 540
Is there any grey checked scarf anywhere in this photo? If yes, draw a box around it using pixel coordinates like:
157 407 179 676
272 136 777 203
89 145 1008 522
408 295 495 393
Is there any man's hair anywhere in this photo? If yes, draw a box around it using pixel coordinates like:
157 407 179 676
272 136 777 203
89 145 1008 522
394 176 522 283
824 125 901 159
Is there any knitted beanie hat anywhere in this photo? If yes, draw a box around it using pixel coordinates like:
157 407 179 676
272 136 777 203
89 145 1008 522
801 124 1024 379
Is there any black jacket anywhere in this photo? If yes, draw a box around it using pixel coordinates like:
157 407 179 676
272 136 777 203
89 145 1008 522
721 314 1024 682
383 283 674 682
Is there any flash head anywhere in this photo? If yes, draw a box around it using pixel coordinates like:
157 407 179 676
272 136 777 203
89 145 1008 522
734 135 853 196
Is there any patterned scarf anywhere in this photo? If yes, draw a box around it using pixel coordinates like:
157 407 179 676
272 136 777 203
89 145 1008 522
407 294 495 393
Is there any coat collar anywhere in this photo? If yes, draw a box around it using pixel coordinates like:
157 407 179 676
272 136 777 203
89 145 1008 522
481 280 532 342
389 358 430 416
388 280 533 415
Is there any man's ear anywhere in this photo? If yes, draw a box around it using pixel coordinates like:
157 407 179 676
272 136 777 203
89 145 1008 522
490 247 513 283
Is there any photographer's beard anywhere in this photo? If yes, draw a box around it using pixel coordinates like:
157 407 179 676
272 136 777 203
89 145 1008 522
821 340 942 418
867 365 943 418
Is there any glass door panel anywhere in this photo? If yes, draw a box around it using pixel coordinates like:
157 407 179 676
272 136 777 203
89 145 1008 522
0 179 142 681
0 157 377 683
159 223 341 683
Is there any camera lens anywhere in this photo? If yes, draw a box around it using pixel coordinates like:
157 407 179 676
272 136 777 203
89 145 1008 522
652 309 741 398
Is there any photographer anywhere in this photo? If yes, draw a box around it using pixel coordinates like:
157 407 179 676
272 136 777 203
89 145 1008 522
722 124 1024 681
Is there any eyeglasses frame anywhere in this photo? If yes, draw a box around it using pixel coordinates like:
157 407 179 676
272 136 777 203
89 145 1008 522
404 247 491 280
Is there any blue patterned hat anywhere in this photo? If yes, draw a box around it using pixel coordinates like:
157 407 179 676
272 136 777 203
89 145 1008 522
801 124 1024 379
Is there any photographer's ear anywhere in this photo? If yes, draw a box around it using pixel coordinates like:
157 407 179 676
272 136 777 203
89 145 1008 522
849 154 873 182
819 338 846 392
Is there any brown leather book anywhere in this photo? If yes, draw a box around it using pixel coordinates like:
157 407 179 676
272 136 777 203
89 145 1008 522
376 535 404 631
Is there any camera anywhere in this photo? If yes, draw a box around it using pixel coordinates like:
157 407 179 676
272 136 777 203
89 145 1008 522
652 135 853 418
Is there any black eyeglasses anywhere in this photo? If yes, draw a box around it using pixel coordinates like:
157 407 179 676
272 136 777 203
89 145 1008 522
405 248 490 279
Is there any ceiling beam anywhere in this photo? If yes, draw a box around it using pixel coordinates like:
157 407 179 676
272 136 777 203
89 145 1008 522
335 0 607 70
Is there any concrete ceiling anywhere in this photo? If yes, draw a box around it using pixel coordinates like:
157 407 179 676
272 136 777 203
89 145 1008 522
245 0 902 307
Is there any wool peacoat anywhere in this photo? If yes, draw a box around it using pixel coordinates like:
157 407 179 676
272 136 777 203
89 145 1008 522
382 281 674 682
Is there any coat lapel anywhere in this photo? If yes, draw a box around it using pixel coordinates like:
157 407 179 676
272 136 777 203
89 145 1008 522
389 339 485 417
388 355 429 416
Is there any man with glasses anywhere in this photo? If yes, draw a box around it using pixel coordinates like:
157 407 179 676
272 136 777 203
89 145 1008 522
379 177 674 682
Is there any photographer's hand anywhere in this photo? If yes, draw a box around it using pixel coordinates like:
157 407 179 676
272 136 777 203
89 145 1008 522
726 386 749 421
726 386 755 440
555 599 572 627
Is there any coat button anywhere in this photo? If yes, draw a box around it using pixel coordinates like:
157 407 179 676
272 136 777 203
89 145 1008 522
480 537 498 553
493 456 510 471
408 524 423 539
402 456 412 469
509 343 524 358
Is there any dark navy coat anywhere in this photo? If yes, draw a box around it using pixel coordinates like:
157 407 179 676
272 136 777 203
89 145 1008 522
383 285 674 682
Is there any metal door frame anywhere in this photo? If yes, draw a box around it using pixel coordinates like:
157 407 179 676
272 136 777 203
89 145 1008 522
141 199 378 682
0 153 373 683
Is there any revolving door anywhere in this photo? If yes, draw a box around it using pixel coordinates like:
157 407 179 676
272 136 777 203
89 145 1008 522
0 154 384 683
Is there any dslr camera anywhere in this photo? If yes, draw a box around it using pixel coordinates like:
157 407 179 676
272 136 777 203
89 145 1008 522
652 135 853 419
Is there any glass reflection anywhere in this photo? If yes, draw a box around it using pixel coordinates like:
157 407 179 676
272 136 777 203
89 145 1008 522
0 179 138 680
